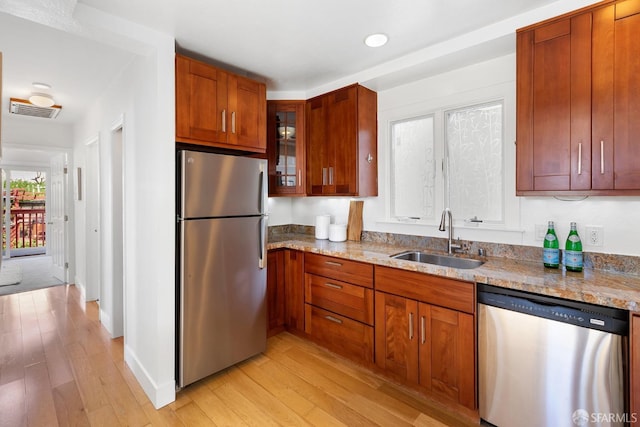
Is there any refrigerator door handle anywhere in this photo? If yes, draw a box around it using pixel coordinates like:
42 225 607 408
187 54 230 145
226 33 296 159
258 165 267 214
259 215 268 269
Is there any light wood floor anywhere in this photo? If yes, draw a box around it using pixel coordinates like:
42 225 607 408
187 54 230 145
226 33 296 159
0 284 476 426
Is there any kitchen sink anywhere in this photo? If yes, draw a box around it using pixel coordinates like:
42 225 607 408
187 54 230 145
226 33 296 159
390 251 484 269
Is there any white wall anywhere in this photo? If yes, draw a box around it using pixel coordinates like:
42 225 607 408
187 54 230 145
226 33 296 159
269 53 640 257
72 18 176 409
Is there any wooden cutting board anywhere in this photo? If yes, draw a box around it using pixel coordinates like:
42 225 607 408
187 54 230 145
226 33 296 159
347 201 364 241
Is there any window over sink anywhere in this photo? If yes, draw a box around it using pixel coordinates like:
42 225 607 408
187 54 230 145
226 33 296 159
389 99 507 227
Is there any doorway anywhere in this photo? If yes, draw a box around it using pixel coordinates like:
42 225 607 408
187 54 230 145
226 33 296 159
0 167 67 295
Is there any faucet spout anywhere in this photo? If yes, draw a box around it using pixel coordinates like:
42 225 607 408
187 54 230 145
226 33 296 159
439 208 461 254
438 209 447 232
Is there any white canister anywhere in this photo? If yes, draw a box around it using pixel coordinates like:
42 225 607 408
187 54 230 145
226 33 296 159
328 224 347 242
315 214 331 239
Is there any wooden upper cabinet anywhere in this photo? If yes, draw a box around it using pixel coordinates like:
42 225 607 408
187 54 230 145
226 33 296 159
516 13 592 193
228 74 267 152
517 0 640 195
176 54 228 145
306 84 378 197
593 0 640 190
175 54 266 153
267 101 306 196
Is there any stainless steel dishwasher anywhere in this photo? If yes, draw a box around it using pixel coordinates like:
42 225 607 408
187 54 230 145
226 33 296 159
478 284 628 427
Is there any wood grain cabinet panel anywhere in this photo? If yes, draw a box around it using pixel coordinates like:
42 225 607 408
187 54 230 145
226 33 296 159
593 1 640 191
305 84 377 197
517 0 640 195
418 304 476 410
516 13 591 193
303 253 374 364
374 266 477 411
304 305 374 363
284 250 305 333
304 253 373 288
267 250 285 336
305 273 373 325
267 101 306 196
176 54 266 152
374 291 419 382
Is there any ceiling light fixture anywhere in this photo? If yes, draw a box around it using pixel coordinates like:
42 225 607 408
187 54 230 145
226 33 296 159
364 33 388 48
32 82 52 90
29 93 56 108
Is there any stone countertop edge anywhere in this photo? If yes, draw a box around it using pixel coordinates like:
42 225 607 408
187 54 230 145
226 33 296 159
267 234 640 313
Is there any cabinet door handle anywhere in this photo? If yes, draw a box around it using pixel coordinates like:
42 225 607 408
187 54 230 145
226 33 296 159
577 142 582 175
409 313 414 340
600 140 605 175
329 167 334 185
298 169 302 188
325 315 343 324
366 153 373 164
221 109 226 132
324 261 343 267
231 111 236 134
322 168 327 185
324 282 343 290
421 316 426 344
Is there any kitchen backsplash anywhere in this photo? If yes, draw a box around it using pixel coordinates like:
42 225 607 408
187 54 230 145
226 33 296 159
268 224 640 276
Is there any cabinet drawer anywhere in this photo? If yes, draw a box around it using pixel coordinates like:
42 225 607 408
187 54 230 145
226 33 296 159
305 273 374 325
375 266 475 314
305 304 374 363
304 253 373 288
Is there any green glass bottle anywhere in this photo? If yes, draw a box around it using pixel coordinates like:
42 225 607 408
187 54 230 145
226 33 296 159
543 221 559 268
565 222 583 272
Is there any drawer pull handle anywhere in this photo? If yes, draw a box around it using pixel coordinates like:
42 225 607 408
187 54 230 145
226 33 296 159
325 315 343 324
421 316 426 344
325 261 343 267
324 283 343 290
409 313 414 340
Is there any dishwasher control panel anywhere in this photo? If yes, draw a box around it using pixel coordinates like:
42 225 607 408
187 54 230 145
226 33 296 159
478 284 628 336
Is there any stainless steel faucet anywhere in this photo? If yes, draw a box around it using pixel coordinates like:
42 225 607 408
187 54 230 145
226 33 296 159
439 208 461 254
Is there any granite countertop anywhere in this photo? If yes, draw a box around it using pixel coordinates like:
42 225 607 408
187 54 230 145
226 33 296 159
268 233 640 312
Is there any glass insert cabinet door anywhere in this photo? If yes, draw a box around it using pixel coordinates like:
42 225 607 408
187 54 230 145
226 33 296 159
267 101 305 196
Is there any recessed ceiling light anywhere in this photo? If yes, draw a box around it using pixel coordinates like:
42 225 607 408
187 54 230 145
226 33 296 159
32 82 52 90
364 33 388 48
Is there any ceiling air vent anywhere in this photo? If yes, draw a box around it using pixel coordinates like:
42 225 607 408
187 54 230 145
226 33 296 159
9 97 62 119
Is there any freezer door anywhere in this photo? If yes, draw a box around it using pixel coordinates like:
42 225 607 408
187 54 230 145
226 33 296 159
179 216 267 387
180 150 267 218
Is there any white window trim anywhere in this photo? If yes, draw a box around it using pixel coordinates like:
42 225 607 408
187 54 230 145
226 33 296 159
380 81 521 235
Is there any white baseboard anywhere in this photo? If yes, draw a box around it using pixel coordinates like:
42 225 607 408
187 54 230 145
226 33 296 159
99 308 114 336
75 278 86 302
124 344 175 409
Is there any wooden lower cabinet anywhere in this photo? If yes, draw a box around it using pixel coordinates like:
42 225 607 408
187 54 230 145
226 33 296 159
418 303 475 409
632 313 640 426
304 304 374 363
267 249 305 336
284 249 305 332
303 253 374 364
374 282 476 411
267 250 285 336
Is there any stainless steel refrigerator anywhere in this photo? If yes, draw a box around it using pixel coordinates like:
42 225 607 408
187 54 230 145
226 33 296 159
177 150 268 388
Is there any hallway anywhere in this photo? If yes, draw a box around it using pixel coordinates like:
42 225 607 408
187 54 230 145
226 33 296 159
0 256 65 296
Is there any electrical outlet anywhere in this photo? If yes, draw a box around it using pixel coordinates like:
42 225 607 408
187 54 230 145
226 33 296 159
535 224 547 241
585 226 604 247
